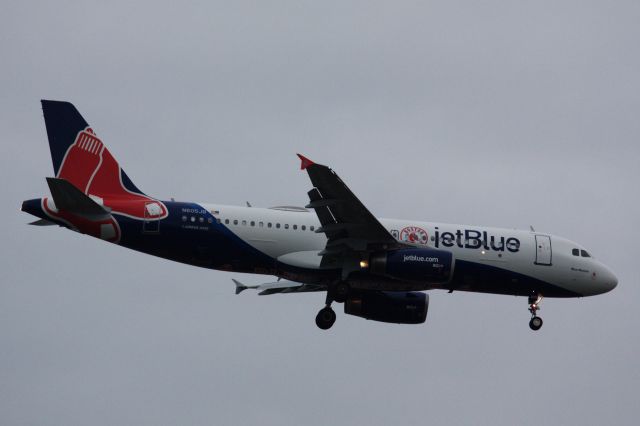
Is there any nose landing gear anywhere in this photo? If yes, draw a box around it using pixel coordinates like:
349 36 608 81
528 294 543 331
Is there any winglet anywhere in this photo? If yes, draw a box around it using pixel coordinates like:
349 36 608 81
297 153 315 170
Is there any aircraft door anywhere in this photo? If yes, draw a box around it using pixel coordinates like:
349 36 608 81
534 235 552 266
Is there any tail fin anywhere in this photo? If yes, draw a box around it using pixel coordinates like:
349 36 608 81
41 100 144 196
40 100 168 221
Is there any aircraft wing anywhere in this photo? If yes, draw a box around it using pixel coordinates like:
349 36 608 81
297 154 405 272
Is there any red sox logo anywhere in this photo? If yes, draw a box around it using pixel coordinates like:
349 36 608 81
43 127 168 242
56 127 168 220
400 226 429 245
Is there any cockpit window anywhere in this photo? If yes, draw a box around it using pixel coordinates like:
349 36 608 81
580 250 591 258
572 248 579 256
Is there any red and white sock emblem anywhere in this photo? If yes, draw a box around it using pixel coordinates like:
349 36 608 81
56 128 167 220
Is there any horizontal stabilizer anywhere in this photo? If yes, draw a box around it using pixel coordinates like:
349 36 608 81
232 278 324 296
46 177 111 220
29 219 56 226
232 279 259 295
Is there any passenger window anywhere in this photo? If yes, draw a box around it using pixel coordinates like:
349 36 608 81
572 248 579 256
581 250 591 258
310 226 315 231
268 223 272 228
250 221 255 226
301 225 306 231
233 219 238 225
285 224 289 229
293 225 297 230
276 223 281 229
242 220 247 226
259 221 264 227
225 219 229 224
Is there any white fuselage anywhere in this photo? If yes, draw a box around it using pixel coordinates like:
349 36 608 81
197 204 617 297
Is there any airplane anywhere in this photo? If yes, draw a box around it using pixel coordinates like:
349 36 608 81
22 100 618 331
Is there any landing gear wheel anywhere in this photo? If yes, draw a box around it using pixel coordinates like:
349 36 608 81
315 307 336 330
529 316 543 331
332 282 350 303
527 293 544 331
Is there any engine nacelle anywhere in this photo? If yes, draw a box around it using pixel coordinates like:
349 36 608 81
369 248 454 283
344 291 429 324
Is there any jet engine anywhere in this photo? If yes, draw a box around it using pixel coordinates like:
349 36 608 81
369 248 453 283
344 291 429 324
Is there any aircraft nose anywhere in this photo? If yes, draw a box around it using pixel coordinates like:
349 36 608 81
599 265 618 293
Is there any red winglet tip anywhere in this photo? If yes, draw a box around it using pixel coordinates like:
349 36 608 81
297 153 314 170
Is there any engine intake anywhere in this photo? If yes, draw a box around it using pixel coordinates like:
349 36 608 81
370 248 453 283
344 291 429 324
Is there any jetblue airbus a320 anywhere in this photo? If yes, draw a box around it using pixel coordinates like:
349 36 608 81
22 101 618 331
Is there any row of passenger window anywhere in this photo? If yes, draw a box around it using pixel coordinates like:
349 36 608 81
224 218 315 232
572 248 591 258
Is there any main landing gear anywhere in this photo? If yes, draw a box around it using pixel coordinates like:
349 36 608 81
315 306 336 330
528 293 544 331
315 282 351 330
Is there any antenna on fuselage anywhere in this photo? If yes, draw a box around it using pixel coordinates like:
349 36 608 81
246 201 252 207
530 225 535 232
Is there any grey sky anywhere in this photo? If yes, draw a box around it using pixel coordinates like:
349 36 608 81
1 1 639 425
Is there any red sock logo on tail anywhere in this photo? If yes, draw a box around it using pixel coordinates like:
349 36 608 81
57 128 103 193
57 128 168 220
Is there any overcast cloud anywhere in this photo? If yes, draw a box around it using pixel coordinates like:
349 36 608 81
1 1 639 425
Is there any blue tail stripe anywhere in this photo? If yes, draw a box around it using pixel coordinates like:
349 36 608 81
41 100 88 175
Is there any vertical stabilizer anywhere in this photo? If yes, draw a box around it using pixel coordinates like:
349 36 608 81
41 100 144 196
